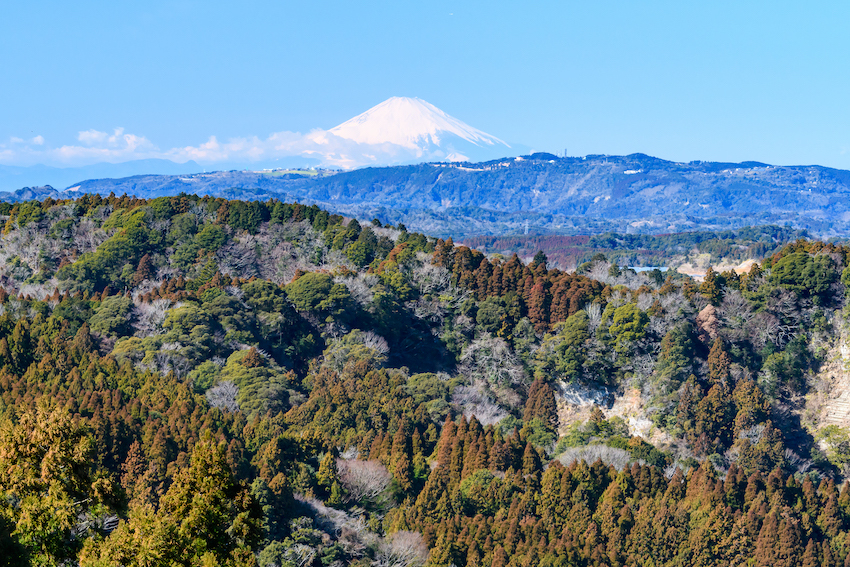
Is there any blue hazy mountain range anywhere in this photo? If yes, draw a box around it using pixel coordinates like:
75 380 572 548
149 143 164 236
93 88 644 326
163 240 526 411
5 153 850 238
0 159 207 194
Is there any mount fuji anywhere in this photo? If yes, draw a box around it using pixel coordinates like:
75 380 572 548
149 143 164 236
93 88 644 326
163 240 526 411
305 97 515 167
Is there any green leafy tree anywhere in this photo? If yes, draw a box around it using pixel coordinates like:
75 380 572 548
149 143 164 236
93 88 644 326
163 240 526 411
195 224 227 252
285 272 334 312
475 296 507 335
531 251 548 269
58 210 156 292
770 251 837 300
317 283 355 323
89 295 134 337
15 202 45 228
816 425 850 470
536 309 590 381
316 451 340 497
607 303 649 352
345 227 378 268
700 266 722 305
161 304 215 361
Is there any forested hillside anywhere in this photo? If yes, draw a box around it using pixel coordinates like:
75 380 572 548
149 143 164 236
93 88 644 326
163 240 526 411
1 194 850 566
459 225 810 271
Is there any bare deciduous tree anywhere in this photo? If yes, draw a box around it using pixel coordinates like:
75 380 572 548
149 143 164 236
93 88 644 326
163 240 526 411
138 345 191 378
647 291 691 338
407 297 446 325
18 282 55 301
748 311 796 349
636 292 655 312
584 302 603 332
588 261 611 284
282 544 316 567
75 217 109 253
784 448 812 475
373 531 429 567
338 274 379 306
206 381 240 412
371 226 402 242
131 298 173 337
340 446 359 460
558 445 639 471
337 459 393 507
458 336 528 388
767 288 800 320
216 237 261 279
738 423 766 444
323 330 389 372
451 383 508 426
411 262 452 296
717 289 753 326
630 354 657 385
361 331 390 355
319 249 353 272
293 494 375 557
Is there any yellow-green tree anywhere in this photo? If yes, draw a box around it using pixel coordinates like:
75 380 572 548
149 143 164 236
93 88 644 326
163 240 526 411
80 438 262 567
0 401 115 566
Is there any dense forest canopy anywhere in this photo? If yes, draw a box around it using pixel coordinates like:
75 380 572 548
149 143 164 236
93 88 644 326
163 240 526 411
0 193 849 566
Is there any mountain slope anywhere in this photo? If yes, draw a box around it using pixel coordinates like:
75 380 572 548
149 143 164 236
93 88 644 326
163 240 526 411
309 96 513 165
0 159 203 193
1 194 850 565
45 153 850 237
328 96 509 151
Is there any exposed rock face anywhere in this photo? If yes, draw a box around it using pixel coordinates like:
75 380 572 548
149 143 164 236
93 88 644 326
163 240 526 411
555 380 612 435
696 304 719 343
555 382 675 447
813 323 850 427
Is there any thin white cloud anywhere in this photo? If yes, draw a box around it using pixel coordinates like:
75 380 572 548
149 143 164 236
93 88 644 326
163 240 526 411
162 129 416 168
163 134 296 163
77 129 110 145
54 128 157 164
1 128 158 166
0 126 463 169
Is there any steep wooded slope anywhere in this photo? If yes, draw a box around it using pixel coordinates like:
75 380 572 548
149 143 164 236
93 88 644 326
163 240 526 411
0 195 849 566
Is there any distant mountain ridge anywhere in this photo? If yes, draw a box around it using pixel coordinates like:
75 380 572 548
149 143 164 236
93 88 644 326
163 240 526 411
8 152 850 237
0 159 203 194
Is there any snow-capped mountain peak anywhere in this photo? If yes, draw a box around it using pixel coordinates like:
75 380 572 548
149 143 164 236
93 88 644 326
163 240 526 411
328 97 510 151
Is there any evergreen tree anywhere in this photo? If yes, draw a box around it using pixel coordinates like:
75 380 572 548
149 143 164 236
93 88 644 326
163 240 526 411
0 401 115 565
700 265 722 305
531 250 548 269
707 337 731 385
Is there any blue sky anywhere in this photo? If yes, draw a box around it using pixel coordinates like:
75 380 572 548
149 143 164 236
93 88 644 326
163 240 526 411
2 1 849 168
